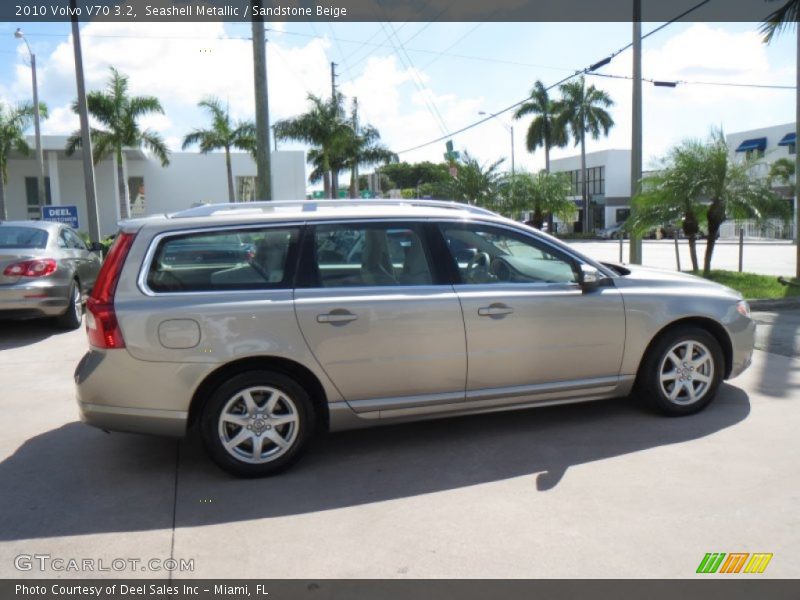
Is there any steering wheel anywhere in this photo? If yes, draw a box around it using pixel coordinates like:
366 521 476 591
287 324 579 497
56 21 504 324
466 251 492 283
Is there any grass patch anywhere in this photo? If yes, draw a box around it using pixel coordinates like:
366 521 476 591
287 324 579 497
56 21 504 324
695 270 800 300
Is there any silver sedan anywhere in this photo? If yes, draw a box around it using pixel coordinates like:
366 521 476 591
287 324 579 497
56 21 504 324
0 220 102 329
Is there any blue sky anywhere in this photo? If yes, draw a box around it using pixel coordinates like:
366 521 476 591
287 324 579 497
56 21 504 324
0 20 795 186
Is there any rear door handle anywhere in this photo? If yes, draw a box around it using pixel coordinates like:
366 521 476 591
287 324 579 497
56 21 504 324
478 304 514 317
317 312 359 324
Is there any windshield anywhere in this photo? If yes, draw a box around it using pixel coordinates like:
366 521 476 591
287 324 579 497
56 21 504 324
0 227 49 249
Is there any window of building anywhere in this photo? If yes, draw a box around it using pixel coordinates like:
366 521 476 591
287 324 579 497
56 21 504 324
236 176 259 202
616 208 631 223
128 177 146 217
789 144 796 156
565 167 604 197
745 149 765 160
24 177 52 218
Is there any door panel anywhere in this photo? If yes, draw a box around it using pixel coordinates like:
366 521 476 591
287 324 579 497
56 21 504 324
294 222 467 410
439 222 626 396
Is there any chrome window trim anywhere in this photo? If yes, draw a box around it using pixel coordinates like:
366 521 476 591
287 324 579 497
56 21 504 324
136 221 304 297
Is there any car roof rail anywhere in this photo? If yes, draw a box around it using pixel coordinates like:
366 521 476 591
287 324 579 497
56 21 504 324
168 199 498 219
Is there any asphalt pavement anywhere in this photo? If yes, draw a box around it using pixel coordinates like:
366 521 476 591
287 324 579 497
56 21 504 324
0 313 798 579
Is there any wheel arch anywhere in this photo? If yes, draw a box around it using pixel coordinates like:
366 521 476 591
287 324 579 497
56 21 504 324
635 317 733 386
188 356 330 433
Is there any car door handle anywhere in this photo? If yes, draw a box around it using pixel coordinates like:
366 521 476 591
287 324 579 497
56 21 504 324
317 312 359 324
478 304 514 317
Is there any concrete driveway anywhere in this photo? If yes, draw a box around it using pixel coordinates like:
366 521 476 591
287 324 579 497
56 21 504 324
0 317 798 579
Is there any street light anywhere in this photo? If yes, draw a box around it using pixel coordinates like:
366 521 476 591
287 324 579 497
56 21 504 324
478 111 515 176
14 28 47 217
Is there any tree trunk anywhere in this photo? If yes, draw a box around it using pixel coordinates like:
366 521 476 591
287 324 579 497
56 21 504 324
580 131 589 233
116 151 130 220
544 143 550 174
532 208 544 230
688 236 699 272
703 201 726 276
331 170 339 198
349 162 358 199
0 172 6 220
225 147 236 203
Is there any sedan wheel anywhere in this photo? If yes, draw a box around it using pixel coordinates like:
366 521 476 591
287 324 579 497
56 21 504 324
639 326 724 416
56 281 83 330
201 371 314 477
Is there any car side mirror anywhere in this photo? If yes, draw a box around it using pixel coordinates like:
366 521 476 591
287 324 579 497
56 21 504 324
578 264 601 291
89 241 104 253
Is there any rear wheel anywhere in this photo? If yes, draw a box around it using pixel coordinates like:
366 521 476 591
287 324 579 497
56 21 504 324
639 326 724 416
200 370 314 477
56 281 83 330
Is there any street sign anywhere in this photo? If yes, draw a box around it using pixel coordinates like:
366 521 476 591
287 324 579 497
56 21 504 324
42 205 79 229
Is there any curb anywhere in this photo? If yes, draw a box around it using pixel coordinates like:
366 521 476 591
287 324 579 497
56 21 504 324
749 297 800 311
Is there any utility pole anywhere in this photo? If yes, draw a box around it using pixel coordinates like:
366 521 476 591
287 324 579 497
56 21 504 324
70 1 100 241
14 29 46 216
251 11 272 201
795 23 799 278
330 62 337 100
350 97 359 199
629 0 643 265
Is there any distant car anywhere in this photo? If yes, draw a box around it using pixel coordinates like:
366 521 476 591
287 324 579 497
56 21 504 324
0 220 102 329
598 222 626 239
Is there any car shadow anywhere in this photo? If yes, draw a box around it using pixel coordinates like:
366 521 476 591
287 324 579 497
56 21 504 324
0 318 59 350
0 385 750 541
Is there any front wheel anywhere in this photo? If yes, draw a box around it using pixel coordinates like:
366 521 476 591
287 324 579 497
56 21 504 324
200 371 314 477
639 326 724 416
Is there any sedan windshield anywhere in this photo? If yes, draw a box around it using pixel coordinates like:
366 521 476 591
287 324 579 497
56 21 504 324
0 227 49 249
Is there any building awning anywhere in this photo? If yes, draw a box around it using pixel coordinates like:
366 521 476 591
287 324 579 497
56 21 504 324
735 137 767 152
778 132 796 147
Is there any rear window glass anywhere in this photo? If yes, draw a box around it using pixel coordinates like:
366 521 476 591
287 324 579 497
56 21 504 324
0 227 49 249
147 227 299 292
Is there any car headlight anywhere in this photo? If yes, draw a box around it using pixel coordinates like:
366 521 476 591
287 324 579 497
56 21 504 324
736 300 751 318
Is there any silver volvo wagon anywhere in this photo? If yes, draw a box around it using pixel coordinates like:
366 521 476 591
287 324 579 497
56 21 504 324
74 200 755 476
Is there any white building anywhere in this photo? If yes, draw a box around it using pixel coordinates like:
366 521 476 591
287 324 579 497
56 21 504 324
550 149 632 231
5 135 306 237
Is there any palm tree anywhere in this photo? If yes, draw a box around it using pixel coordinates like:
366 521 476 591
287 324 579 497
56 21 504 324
628 140 711 271
0 101 47 220
555 76 615 233
630 130 790 275
182 97 256 203
448 151 505 207
273 93 351 199
346 124 396 198
513 80 568 173
66 67 169 219
499 170 576 228
761 0 799 277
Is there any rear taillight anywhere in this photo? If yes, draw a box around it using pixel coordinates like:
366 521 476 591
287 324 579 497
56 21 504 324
86 232 136 349
3 259 57 277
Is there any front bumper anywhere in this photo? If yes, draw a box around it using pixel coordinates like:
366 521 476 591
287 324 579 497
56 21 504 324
0 280 71 318
728 317 756 379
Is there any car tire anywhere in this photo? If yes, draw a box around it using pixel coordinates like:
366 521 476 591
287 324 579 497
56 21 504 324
56 280 83 330
638 326 724 416
200 370 315 477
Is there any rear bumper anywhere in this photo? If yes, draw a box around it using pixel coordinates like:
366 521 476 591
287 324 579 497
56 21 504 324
0 281 71 318
74 349 213 437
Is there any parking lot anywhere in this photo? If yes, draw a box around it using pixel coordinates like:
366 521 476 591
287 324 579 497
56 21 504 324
0 312 798 579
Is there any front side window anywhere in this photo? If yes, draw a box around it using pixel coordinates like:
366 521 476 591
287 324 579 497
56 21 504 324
146 227 299 292
310 223 434 287
441 224 578 285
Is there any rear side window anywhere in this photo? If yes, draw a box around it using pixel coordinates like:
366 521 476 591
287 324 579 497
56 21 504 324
146 227 299 293
309 223 434 287
0 227 48 249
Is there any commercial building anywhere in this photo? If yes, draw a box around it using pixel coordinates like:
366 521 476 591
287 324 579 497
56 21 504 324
550 149 632 232
5 135 306 238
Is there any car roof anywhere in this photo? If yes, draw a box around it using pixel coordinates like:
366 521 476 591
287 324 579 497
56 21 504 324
120 200 510 233
0 220 61 232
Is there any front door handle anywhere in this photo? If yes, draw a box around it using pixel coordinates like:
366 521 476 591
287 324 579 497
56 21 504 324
317 311 359 324
478 304 514 317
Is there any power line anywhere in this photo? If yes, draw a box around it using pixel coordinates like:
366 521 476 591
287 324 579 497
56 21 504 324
395 0 714 155
589 71 795 90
